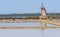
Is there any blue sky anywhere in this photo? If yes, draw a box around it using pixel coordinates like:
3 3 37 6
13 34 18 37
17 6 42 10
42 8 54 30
0 0 60 14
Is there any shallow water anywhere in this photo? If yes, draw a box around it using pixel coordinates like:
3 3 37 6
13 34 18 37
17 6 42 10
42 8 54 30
0 22 41 26
0 22 60 37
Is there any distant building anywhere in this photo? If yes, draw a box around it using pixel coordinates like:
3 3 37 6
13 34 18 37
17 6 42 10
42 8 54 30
41 3 47 18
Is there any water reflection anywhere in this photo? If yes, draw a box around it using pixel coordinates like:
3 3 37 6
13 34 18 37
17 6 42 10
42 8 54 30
0 22 41 26
0 28 60 37
43 28 60 37
0 22 60 37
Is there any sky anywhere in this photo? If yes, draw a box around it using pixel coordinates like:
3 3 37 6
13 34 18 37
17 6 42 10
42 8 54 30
0 0 60 14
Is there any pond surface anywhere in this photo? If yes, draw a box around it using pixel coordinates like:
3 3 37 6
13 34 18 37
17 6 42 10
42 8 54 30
0 22 60 37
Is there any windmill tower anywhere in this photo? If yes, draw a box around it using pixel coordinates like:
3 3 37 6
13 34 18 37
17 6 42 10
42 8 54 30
41 2 47 18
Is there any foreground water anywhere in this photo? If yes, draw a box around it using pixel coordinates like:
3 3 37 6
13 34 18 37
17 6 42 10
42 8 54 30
0 22 60 37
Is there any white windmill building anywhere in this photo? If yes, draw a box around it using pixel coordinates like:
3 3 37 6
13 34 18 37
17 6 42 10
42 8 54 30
41 2 47 18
